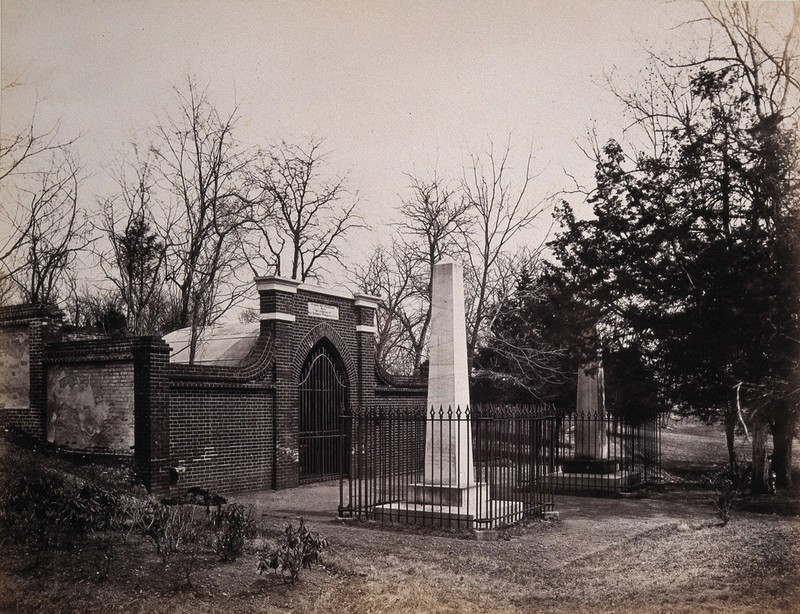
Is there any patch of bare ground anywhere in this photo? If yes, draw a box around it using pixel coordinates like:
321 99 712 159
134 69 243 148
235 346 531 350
1 423 799 613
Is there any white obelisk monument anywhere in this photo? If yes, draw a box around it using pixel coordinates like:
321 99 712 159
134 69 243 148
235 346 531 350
423 260 474 486
376 260 522 528
575 361 608 460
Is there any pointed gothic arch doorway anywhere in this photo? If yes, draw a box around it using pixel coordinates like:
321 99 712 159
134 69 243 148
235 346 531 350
298 340 349 483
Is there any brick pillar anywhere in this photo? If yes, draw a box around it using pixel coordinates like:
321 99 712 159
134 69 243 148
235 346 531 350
255 276 301 490
28 321 48 439
133 337 171 497
353 293 380 409
27 305 63 439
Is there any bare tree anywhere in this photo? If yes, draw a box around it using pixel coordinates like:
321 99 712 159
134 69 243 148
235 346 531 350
245 139 363 282
672 2 800 122
0 274 15 307
353 241 425 375
358 149 549 378
470 253 568 399
0 89 77 186
150 78 251 362
391 173 471 373
354 173 470 375
96 148 168 335
0 87 80 302
1 149 90 304
460 141 550 359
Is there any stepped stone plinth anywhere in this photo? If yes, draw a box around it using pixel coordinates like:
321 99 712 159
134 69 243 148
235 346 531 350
548 359 637 493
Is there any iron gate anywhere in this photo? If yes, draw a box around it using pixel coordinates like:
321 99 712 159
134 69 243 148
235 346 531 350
298 342 348 483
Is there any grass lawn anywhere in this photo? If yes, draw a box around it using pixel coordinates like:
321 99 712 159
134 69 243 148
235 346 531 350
1 420 798 614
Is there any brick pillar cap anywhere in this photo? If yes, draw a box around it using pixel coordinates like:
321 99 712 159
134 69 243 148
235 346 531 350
255 276 302 294
353 294 382 309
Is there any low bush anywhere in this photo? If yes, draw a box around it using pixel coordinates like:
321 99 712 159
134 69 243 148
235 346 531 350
146 503 207 563
712 478 737 525
709 462 751 526
257 518 329 583
161 487 227 511
0 466 121 553
212 503 255 562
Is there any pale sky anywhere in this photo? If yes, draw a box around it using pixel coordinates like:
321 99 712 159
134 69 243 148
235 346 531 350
1 0 719 300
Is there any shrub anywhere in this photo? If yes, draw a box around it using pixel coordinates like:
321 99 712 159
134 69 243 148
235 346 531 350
73 481 121 533
117 494 159 543
258 518 329 583
723 461 752 492
144 502 212 587
709 462 750 526
147 504 200 562
212 503 255 562
161 487 226 511
712 478 737 526
0 467 74 552
0 467 122 553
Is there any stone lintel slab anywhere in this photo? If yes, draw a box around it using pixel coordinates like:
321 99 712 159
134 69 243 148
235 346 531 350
408 483 481 508
543 470 640 493
371 500 524 530
561 458 620 474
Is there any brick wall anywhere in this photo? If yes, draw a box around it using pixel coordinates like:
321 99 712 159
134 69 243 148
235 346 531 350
0 304 63 438
168 379 274 493
47 362 135 453
0 281 428 498
133 338 171 496
43 336 172 495
254 276 427 490
0 326 30 409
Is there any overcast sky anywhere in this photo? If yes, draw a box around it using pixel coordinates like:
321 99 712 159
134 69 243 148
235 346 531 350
2 0 715 295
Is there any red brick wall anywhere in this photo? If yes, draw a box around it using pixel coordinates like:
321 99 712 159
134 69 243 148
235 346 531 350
0 287 427 498
168 379 274 494
0 304 63 438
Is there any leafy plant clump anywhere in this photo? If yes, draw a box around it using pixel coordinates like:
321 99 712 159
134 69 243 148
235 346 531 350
709 462 751 526
0 466 122 553
712 478 736 526
258 518 330 583
212 503 255 562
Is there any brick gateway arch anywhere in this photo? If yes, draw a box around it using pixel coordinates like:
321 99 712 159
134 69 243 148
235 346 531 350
297 339 349 482
0 278 427 497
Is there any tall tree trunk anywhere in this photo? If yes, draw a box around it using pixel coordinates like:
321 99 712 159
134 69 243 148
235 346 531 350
189 323 198 366
772 409 795 490
751 418 770 494
724 404 738 469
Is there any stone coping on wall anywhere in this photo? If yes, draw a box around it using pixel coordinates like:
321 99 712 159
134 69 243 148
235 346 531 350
168 333 276 384
0 303 64 325
375 365 427 390
254 274 381 308
44 337 169 363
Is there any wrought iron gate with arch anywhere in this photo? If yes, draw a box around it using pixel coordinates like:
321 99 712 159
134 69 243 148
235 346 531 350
298 341 349 483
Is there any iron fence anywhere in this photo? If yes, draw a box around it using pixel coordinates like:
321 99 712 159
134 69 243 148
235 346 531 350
338 404 557 530
337 406 663 528
547 411 662 495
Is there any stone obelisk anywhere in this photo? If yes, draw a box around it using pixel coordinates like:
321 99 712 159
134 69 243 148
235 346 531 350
423 260 474 486
376 260 522 528
575 361 608 460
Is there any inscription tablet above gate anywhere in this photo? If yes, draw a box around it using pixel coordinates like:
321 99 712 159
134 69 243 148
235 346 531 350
308 302 339 320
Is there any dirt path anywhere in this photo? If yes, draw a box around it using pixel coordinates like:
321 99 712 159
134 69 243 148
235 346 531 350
231 483 800 614
2 429 799 613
